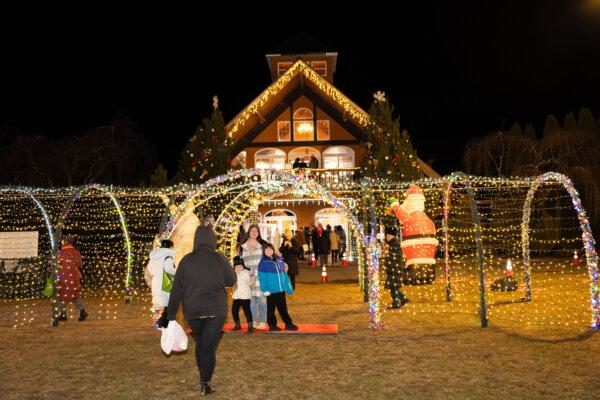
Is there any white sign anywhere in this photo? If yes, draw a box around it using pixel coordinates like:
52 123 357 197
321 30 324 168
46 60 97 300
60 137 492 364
0 231 39 259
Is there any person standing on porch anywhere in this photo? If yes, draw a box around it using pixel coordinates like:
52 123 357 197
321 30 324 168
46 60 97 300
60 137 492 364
240 225 268 330
308 155 319 169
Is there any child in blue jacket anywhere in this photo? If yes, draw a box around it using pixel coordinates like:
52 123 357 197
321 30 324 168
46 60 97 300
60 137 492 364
257 243 299 331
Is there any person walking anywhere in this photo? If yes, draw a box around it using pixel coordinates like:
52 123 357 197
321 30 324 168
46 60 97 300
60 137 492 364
146 239 177 326
167 226 237 395
384 226 409 309
51 235 88 327
318 225 331 266
294 228 306 261
329 228 339 266
336 225 346 261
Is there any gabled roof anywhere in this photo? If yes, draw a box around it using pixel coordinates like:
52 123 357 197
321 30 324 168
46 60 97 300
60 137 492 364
226 59 369 141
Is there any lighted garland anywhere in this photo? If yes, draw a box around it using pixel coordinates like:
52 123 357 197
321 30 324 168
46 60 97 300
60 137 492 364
521 172 599 329
54 184 133 300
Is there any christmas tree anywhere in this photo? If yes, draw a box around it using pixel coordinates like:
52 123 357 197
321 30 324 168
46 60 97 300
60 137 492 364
176 96 233 183
362 91 421 181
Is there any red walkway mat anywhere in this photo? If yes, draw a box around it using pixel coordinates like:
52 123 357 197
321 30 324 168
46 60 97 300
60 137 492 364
223 323 338 334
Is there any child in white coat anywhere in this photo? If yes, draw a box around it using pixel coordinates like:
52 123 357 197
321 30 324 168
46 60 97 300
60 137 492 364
146 239 176 327
231 255 254 333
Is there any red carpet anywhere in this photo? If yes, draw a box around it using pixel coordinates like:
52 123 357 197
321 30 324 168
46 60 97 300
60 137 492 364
222 323 338 334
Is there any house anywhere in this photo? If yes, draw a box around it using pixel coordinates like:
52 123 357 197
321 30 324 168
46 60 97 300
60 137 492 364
226 33 438 233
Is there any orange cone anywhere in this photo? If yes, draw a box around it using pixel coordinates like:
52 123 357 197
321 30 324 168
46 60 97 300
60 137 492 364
321 265 328 283
341 253 348 267
573 250 581 266
504 258 513 276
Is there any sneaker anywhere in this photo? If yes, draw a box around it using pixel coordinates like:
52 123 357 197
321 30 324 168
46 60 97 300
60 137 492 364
200 381 216 395
247 323 254 333
253 321 260 328
284 324 299 331
258 322 267 330
78 309 88 321
51 318 59 328
232 323 242 331
269 325 282 332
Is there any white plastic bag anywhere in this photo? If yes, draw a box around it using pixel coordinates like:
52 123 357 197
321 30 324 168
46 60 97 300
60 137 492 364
160 320 188 354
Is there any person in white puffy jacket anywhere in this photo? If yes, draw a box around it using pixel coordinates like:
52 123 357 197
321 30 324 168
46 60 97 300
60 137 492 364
148 239 177 310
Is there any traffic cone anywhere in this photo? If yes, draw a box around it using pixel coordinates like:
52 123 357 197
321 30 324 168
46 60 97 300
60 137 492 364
341 253 348 267
310 252 317 267
573 250 581 266
504 258 513 276
321 265 328 283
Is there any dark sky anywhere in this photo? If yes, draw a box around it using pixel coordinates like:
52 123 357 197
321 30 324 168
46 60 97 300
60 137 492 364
2 1 599 176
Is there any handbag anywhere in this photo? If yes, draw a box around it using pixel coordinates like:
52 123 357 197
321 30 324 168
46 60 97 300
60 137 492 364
43 275 55 297
161 269 174 292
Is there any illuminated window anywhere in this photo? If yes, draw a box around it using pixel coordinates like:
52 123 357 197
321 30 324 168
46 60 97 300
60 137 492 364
323 146 355 168
317 120 330 141
310 61 327 76
277 121 290 142
277 62 293 77
255 148 286 169
288 147 320 167
293 108 314 141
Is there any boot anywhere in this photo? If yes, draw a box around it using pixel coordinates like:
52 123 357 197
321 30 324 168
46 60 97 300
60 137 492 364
51 317 59 328
247 322 254 333
232 321 242 331
78 309 88 322
200 381 215 395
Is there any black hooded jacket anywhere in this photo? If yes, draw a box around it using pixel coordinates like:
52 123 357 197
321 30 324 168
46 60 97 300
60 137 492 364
167 226 236 320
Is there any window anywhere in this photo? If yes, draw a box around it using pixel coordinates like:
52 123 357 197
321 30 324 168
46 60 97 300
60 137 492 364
277 121 290 141
310 61 327 76
254 148 286 169
317 120 330 141
293 108 314 141
277 62 293 77
288 147 320 167
323 146 355 169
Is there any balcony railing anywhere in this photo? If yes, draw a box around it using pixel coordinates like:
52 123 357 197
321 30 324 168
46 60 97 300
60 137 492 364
263 167 362 186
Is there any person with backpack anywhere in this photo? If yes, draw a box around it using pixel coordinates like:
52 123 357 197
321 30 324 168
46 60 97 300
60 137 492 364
146 239 177 325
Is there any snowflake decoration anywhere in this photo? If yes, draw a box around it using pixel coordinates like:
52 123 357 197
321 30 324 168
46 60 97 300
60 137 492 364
373 91 387 103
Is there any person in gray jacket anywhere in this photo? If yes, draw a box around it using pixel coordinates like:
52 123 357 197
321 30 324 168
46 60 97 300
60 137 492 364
167 226 236 396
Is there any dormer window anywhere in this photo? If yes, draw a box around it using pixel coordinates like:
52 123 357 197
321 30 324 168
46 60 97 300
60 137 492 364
310 61 327 76
277 62 293 77
277 121 290 141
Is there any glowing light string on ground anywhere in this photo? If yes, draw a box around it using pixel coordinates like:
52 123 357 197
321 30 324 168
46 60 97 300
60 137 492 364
54 184 133 298
521 172 599 328
447 172 487 327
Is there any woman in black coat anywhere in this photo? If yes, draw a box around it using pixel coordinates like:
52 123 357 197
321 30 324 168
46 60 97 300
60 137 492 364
280 230 301 289
318 227 331 266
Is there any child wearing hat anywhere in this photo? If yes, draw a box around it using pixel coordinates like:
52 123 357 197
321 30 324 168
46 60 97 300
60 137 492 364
231 255 254 332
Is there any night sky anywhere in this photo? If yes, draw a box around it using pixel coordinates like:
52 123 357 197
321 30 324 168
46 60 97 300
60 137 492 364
2 2 599 176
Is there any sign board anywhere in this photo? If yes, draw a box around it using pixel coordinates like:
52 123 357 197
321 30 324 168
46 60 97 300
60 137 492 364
0 231 39 259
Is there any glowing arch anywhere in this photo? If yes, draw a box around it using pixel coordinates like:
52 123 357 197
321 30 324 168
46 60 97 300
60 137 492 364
521 172 599 329
54 184 133 295
154 169 382 330
442 172 488 327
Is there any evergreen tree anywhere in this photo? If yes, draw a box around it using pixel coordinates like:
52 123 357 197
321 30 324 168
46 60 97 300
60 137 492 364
524 124 536 140
578 107 598 132
150 164 169 187
507 123 523 136
543 114 560 137
564 111 577 130
362 91 421 181
176 96 233 183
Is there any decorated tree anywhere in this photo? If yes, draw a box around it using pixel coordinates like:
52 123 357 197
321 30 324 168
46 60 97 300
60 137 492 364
362 91 421 181
176 96 233 183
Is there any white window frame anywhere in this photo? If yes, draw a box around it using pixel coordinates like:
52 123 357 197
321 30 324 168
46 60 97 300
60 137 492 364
323 146 355 168
254 148 287 170
277 121 291 142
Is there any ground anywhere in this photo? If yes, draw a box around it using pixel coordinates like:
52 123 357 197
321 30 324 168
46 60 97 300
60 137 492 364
1 260 599 400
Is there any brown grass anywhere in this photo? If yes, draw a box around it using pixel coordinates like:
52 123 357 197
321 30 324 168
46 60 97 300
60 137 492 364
1 278 599 400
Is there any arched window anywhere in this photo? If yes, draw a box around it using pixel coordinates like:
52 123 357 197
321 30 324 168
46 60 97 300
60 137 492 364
287 147 321 167
314 208 348 236
254 148 286 169
323 146 355 169
294 108 314 141
263 209 297 234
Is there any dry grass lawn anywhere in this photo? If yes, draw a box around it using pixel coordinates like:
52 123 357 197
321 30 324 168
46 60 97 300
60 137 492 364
1 277 599 400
